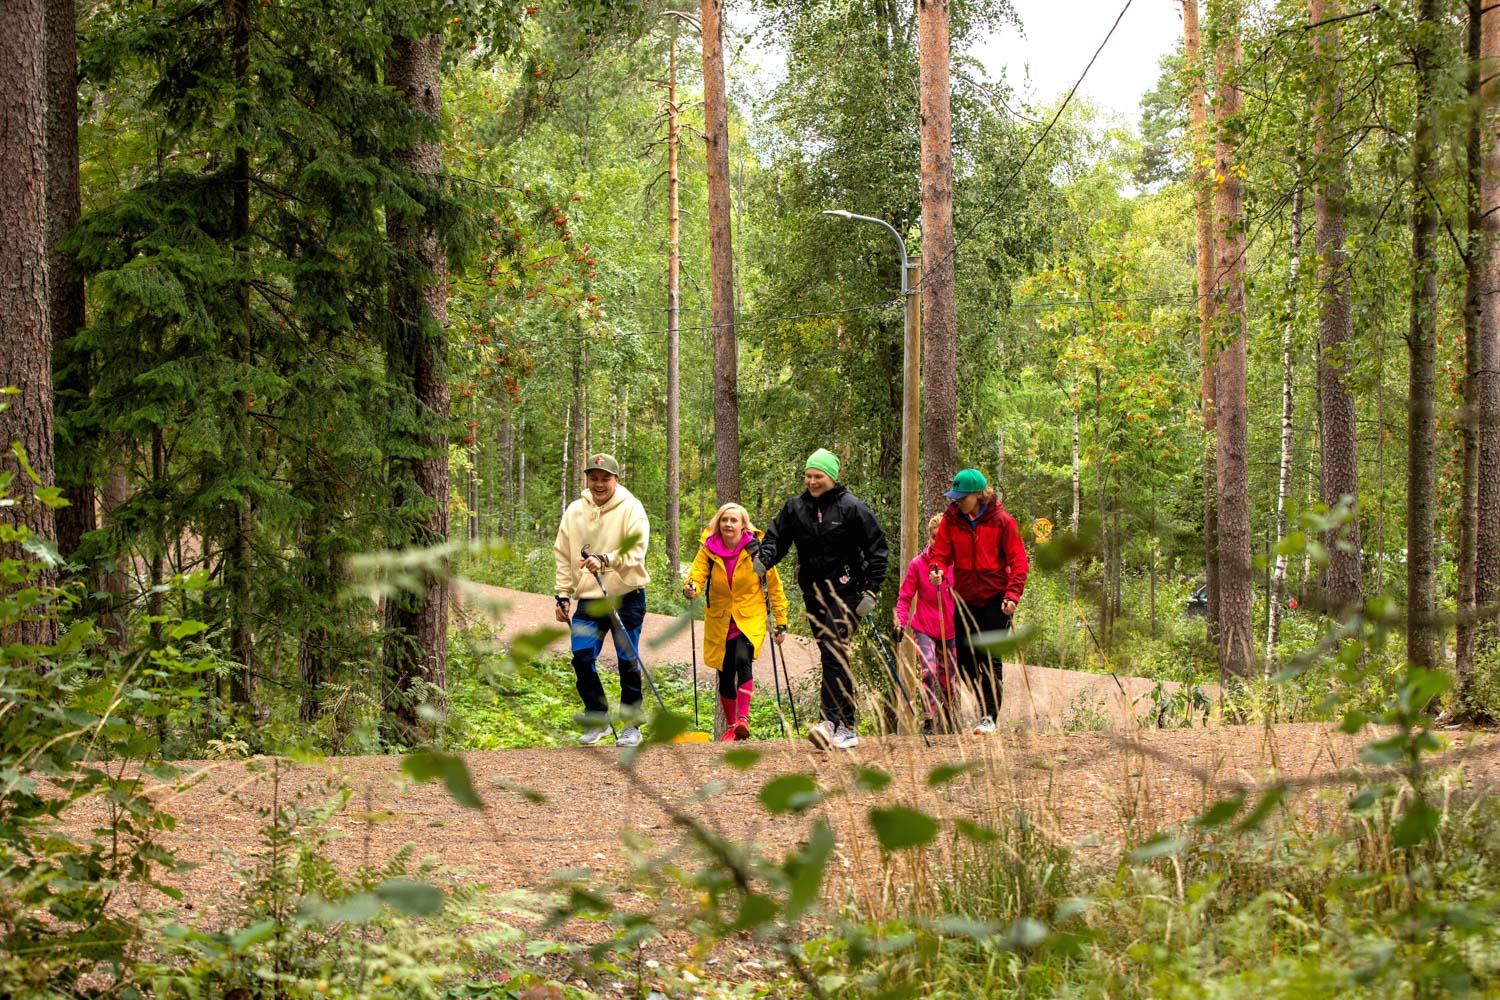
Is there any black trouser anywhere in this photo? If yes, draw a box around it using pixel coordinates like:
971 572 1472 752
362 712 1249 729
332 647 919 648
803 580 861 729
718 633 754 698
954 594 1010 720
570 588 646 718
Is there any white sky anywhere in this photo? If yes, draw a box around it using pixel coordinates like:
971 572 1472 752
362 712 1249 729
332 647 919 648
736 0 1184 131
973 0 1185 125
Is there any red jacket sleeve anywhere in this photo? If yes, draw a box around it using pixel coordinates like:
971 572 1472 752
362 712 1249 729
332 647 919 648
1000 512 1030 603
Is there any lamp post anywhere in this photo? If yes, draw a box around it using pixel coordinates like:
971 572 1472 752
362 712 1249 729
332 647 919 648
822 210 922 573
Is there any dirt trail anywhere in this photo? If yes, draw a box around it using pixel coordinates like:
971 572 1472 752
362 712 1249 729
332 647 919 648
77 724 1499 928
454 582 1211 728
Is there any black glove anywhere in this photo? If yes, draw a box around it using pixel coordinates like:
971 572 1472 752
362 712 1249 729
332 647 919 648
892 625 905 645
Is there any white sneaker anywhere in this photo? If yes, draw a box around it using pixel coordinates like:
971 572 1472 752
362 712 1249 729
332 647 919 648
807 720 835 750
972 716 996 735
579 725 611 746
616 725 643 747
831 724 859 750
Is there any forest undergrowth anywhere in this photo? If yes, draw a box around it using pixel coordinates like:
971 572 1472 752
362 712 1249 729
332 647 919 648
6 488 1500 998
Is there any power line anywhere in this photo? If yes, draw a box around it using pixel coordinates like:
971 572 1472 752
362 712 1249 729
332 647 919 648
909 0 1136 298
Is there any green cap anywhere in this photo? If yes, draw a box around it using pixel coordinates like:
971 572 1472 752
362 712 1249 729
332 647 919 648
944 468 987 500
805 448 840 481
584 452 621 476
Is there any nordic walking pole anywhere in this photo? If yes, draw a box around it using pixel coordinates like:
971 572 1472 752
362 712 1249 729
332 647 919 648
579 548 679 722
763 588 789 739
690 615 700 729
864 616 932 748
936 575 952 733
586 566 668 712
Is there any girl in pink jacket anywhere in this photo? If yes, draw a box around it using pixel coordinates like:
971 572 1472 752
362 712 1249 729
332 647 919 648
894 514 957 732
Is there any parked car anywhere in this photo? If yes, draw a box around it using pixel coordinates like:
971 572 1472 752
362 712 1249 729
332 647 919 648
1186 584 1209 618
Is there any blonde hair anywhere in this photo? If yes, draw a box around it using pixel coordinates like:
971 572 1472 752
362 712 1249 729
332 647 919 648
926 513 944 535
707 502 757 538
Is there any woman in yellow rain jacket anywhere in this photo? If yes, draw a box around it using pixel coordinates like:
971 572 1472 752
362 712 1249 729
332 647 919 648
683 502 789 740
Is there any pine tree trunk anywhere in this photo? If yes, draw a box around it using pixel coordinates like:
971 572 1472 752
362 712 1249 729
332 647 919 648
100 462 130 649
497 412 514 537
1183 0 1221 649
1212 0 1255 681
560 401 571 519
1477 0 1500 658
0 0 59 646
47 0 91 559
667 32 682 579
701 0 739 504
298 504 329 724
1310 0 1363 618
1150 542 1158 640
1095 368 1108 652
1070 386 1080 617
919 0 959 511
1459 0 1486 693
1268 187 1304 666
571 344 585 491
384 31 449 734
1407 0 1442 671
227 0 255 708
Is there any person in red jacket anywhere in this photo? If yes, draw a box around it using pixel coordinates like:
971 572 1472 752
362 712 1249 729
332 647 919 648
928 468 1029 735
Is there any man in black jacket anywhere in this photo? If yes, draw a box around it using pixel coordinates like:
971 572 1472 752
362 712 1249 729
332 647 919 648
752 448 889 750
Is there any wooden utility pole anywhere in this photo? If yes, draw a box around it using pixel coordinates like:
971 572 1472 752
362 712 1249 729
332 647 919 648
1211 0 1254 681
918 0 958 512
1183 0 1220 646
701 0 739 504
666 31 683 577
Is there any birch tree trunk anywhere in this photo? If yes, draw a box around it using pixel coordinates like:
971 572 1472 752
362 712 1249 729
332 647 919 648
919 0 960 511
1211 0 1255 681
1268 187 1304 667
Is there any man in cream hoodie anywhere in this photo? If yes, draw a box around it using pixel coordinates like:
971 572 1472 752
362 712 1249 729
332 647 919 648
553 453 651 746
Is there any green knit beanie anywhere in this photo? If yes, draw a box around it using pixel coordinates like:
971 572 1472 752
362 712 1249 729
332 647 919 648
805 448 841 481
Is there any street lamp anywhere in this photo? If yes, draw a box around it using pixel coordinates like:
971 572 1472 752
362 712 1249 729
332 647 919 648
822 210 923 576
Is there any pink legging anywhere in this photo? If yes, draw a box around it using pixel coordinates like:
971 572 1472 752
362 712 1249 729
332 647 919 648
910 629 956 717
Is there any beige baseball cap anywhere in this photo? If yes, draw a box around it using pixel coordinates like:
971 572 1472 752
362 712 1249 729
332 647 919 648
583 452 621 476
